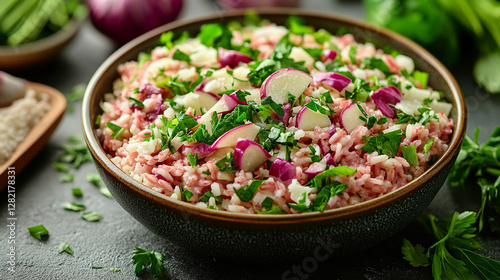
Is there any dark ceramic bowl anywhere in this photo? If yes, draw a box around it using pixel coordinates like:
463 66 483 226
82 8 466 261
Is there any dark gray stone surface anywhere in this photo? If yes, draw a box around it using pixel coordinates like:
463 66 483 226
1 0 499 279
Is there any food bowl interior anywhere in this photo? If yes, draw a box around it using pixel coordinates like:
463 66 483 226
82 8 465 260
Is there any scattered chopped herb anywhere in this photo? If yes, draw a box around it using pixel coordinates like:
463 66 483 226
360 57 391 76
106 121 126 140
215 152 237 172
172 49 191 62
110 268 121 272
255 204 287 214
402 144 419 166
312 181 348 212
126 97 145 108
423 138 435 153
72 188 83 197
187 153 198 167
131 247 166 277
81 211 102 222
395 107 437 125
59 173 75 183
28 224 49 240
286 15 314 35
361 130 403 158
413 70 429 88
182 189 193 201
198 190 222 204
261 197 274 209
234 180 265 202
91 266 103 269
261 96 285 117
65 83 87 113
57 135 92 169
86 173 113 198
308 145 321 162
52 162 70 172
198 23 232 49
62 202 86 212
58 242 74 255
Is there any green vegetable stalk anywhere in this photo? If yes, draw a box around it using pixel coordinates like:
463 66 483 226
363 0 500 94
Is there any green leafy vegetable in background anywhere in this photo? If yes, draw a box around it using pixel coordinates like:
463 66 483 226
0 0 87 46
364 0 500 93
449 127 500 232
402 211 500 279
28 224 49 240
131 247 166 277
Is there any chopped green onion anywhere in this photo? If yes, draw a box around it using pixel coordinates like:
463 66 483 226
62 202 86 212
28 224 49 240
58 242 74 255
81 211 102 222
402 144 419 165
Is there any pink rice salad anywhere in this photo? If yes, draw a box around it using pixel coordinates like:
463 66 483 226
97 17 454 214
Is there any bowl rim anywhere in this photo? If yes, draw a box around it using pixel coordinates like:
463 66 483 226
82 8 466 225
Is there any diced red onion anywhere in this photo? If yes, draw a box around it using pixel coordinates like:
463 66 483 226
191 143 213 158
139 83 164 100
218 48 251 69
323 153 336 166
87 0 183 45
312 72 351 92
321 50 338 62
370 86 402 118
145 100 163 122
269 158 296 183
304 162 326 177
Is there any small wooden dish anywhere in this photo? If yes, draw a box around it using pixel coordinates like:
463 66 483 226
0 82 66 191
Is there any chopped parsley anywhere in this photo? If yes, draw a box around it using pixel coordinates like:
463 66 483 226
361 130 403 158
402 144 419 165
172 49 191 62
62 202 86 212
312 181 348 212
356 103 387 129
81 211 102 222
58 242 74 255
198 23 232 49
131 247 166 277
28 224 49 240
423 138 435 153
234 180 265 202
215 152 237 172
126 97 145 108
395 107 437 125
187 153 198 167
106 121 126 140
308 145 321 162
255 204 287 214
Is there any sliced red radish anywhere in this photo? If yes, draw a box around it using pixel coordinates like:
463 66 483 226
233 140 271 172
229 90 248 105
174 91 220 115
312 72 351 92
210 123 261 149
218 47 252 68
370 86 402 118
260 68 312 104
340 103 365 134
206 147 234 163
269 158 296 183
198 94 239 133
296 106 332 131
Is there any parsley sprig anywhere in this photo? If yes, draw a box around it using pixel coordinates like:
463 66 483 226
449 127 500 232
402 211 500 279
131 247 166 278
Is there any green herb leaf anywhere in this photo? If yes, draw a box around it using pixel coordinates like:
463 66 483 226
28 224 49 240
361 130 403 158
255 204 287 214
234 180 265 202
52 162 70 172
106 121 126 140
58 242 74 255
131 247 165 277
110 268 121 272
423 138 435 153
126 97 145 108
187 153 198 167
59 173 75 183
71 188 82 197
215 152 236 172
402 144 419 165
474 52 500 94
81 211 102 222
401 239 429 267
198 23 232 49
62 202 86 212
172 49 191 63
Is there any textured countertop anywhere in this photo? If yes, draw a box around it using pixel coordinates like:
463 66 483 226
1 1 499 279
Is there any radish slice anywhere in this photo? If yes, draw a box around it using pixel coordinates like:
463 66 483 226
260 68 312 104
218 47 251 68
269 158 296 183
340 103 365 134
210 123 260 149
370 86 402 118
312 72 351 92
296 106 332 131
234 140 271 172
229 90 248 105
198 94 238 133
174 91 220 115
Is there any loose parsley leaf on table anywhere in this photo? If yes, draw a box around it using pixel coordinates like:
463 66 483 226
131 247 166 277
58 242 74 255
28 224 49 240
402 211 500 280
449 126 500 232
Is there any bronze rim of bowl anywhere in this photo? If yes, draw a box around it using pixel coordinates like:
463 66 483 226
82 8 466 226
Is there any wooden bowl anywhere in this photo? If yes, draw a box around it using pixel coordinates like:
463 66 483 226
82 8 466 261
0 18 85 71
0 82 66 190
